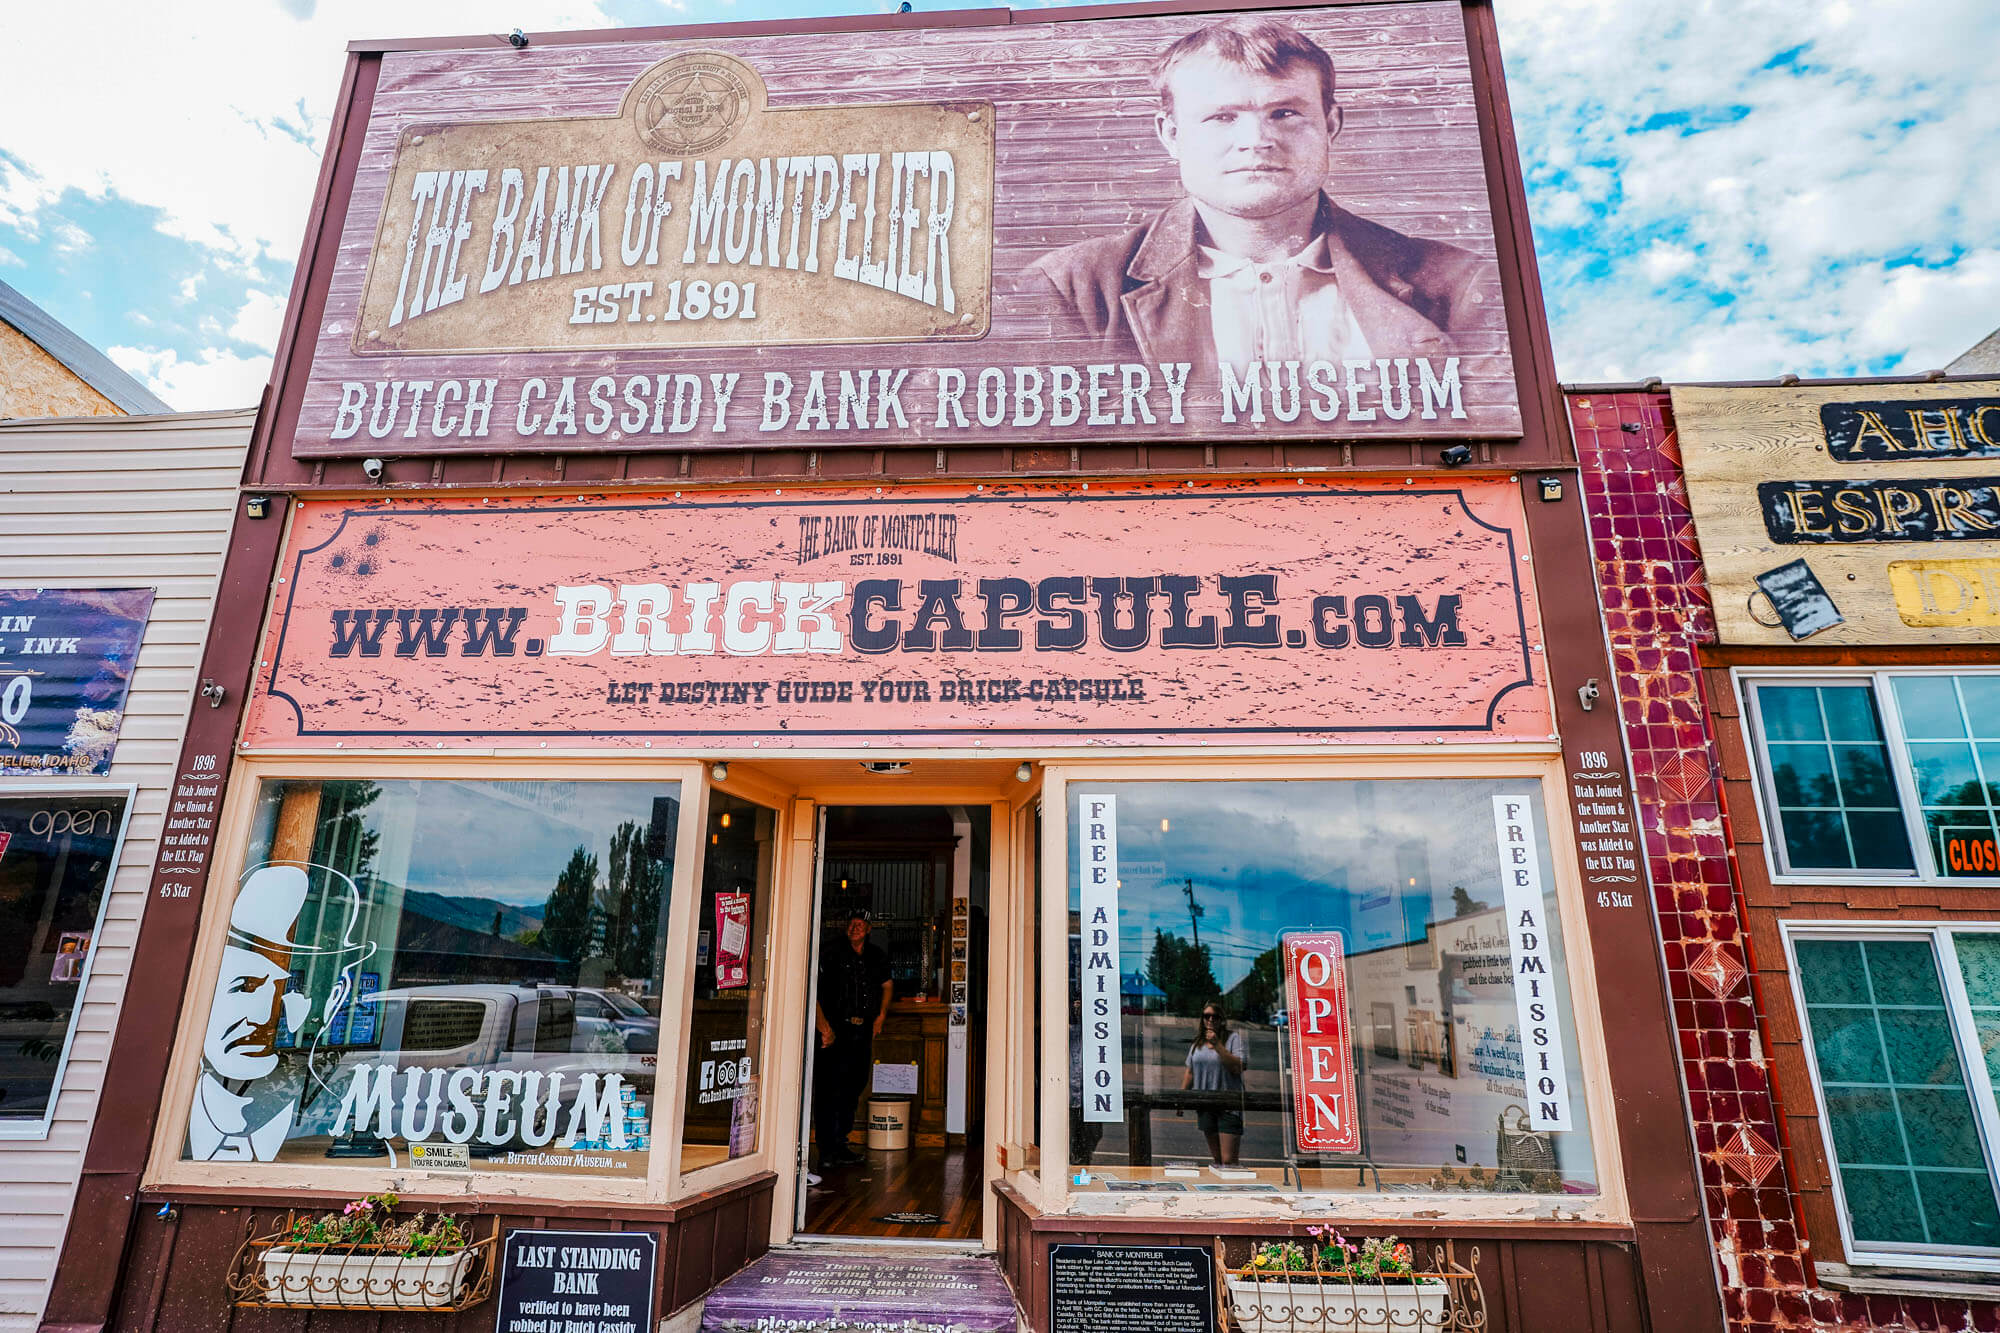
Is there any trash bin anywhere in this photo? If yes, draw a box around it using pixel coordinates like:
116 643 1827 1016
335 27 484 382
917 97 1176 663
867 1096 912 1151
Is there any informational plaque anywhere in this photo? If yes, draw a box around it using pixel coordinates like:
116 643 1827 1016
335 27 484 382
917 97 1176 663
1050 1245 1215 1333
494 1229 656 1333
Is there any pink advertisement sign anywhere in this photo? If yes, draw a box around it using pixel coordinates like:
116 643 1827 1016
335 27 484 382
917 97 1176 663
714 891 752 990
293 1 1521 457
241 478 1550 749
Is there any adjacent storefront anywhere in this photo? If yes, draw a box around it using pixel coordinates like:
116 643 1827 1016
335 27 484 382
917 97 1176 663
1574 378 2000 1332
44 6 1718 1333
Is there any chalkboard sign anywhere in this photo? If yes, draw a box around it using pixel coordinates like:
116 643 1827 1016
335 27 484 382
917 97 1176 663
494 1229 655 1333
1752 559 1844 641
1050 1244 1215 1333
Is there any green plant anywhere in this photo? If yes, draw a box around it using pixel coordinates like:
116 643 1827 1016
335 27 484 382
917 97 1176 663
280 1193 467 1256
1244 1231 1419 1284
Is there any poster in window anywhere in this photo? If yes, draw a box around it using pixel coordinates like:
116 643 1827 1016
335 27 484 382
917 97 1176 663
0 589 154 776
0 792 130 1123
714 891 751 989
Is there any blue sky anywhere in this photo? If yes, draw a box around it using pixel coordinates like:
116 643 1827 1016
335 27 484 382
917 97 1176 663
1 0 1993 409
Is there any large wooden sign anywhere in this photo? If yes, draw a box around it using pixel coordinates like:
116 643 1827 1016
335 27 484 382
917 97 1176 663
295 2 1523 457
239 479 1550 750
1674 380 2000 645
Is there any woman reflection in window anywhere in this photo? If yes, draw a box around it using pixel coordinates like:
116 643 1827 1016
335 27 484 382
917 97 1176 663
1181 999 1247 1164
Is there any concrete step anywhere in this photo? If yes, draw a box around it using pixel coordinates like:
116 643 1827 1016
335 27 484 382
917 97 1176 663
699 1248 1018 1333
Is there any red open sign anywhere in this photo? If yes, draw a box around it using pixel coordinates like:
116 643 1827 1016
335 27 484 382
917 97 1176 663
1282 931 1358 1155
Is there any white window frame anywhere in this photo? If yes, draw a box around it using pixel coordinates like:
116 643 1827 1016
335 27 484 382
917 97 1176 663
1735 667 2000 888
1782 921 2000 1273
0 783 138 1141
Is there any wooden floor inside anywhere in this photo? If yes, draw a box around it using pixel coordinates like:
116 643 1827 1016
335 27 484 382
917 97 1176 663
802 1142 982 1239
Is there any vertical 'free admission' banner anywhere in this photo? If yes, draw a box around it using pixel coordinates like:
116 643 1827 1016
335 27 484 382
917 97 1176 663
1077 793 1123 1125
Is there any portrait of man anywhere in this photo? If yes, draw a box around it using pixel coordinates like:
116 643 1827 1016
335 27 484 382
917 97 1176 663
1026 16 1491 377
189 862 373 1162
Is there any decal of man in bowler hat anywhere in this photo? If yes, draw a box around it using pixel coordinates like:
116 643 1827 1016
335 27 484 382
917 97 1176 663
189 863 372 1161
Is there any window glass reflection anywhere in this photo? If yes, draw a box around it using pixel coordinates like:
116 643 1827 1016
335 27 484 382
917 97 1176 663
1066 779 1596 1197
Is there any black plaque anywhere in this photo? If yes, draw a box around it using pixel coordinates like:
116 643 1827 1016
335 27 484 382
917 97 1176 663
1822 399 2000 461
1753 559 1844 640
1756 477 2000 543
495 1229 656 1333
1050 1244 1215 1333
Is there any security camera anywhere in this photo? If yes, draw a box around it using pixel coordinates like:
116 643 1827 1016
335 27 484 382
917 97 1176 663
508 28 529 48
361 457 385 481
1438 444 1474 468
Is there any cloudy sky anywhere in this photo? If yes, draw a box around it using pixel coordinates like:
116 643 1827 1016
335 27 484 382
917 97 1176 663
0 0 1992 410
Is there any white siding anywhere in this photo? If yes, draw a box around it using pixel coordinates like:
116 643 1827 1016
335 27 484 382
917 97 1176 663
0 409 251 1329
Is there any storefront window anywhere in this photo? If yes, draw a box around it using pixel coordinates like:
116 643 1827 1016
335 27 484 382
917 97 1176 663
1792 929 2000 1262
181 778 678 1179
1746 672 2000 880
682 791 774 1173
1065 779 1596 1197
0 791 129 1129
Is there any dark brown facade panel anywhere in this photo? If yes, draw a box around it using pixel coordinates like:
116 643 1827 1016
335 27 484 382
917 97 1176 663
96 1182 770 1333
994 1187 1685 1333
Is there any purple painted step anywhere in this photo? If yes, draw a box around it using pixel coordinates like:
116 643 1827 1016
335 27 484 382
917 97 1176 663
700 1251 1019 1333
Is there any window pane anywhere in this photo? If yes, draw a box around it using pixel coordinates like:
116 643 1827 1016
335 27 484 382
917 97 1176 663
1910 744 1983 807
1952 934 2000 1087
1760 687 1827 742
1064 779 1596 1197
1896 677 1970 740
1845 1167 1925 1244
1918 1172 2000 1248
1964 679 2000 738
182 779 678 1178
1823 688 1886 743
1846 813 1918 872
1771 745 1835 807
1835 745 1898 808
1753 684 1913 874
1797 940 1868 1004
682 792 774 1174
0 794 128 1122
1796 934 2000 1253
1823 1087 1905 1165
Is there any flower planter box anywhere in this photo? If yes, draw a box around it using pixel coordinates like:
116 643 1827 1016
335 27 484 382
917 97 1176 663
259 1246 475 1309
1223 1272 1451 1333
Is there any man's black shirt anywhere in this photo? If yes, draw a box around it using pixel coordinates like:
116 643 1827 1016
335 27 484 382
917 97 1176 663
820 941 892 1024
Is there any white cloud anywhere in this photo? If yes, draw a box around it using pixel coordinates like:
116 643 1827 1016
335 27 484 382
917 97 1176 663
228 290 287 353
109 344 269 412
1496 0 2000 379
0 243 22 268
50 220 92 258
0 1 618 275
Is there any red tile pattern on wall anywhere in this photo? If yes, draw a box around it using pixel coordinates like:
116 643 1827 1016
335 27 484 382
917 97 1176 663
1570 389 2000 1332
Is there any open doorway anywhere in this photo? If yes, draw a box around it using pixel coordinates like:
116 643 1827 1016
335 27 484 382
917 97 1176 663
801 805 988 1240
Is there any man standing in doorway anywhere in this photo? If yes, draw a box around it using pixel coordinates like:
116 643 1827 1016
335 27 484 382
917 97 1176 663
814 910 894 1168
